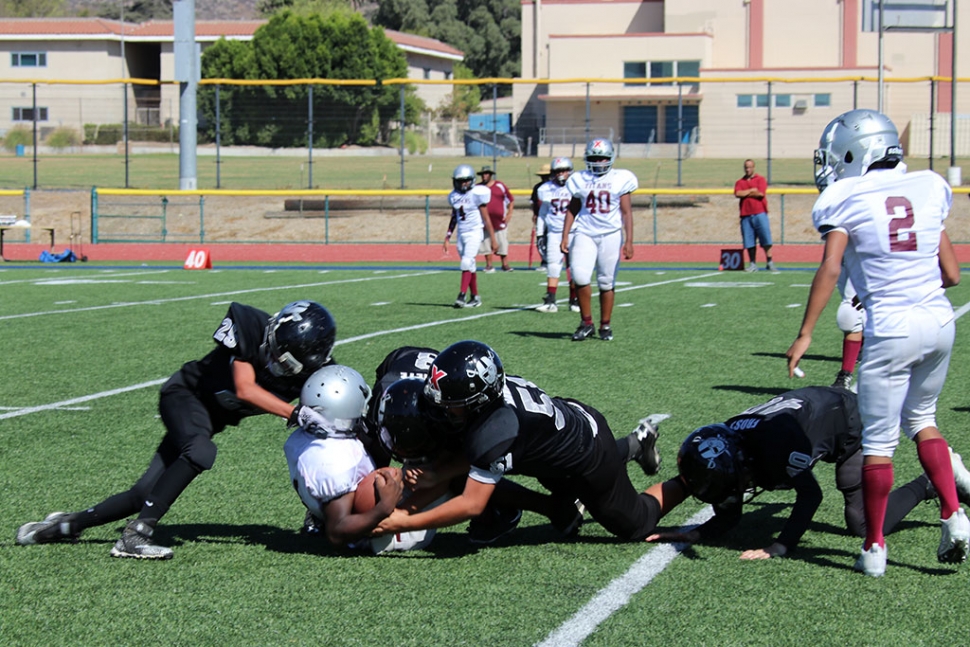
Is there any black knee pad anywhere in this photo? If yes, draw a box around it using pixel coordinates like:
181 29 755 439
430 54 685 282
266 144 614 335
185 436 218 472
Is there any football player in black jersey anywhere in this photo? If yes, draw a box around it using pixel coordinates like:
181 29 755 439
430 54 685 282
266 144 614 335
362 346 587 543
373 340 681 542
16 300 337 560
646 386 970 561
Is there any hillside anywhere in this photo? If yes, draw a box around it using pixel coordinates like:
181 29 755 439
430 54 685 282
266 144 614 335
64 0 262 20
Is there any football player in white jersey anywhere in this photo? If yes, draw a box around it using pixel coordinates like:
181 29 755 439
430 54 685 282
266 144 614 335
786 109 965 577
443 164 497 309
285 365 435 554
561 139 637 341
535 157 578 313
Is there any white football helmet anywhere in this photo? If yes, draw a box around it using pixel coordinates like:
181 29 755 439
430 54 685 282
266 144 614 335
814 109 903 192
584 139 615 176
551 157 573 186
452 164 476 193
298 365 371 438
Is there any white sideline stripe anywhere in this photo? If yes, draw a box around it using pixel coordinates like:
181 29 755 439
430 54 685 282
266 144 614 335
0 269 173 286
0 380 168 420
0 271 441 321
0 271 716 419
536 507 714 647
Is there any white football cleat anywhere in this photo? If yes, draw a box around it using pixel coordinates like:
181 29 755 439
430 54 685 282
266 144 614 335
370 529 436 554
854 543 887 577
938 508 970 564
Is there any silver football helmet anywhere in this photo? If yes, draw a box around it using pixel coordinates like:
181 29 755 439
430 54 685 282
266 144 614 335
452 164 476 193
584 139 615 176
814 109 903 192
551 157 573 186
298 365 372 438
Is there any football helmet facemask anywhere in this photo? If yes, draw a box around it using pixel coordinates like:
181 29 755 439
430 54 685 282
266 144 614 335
298 365 371 438
378 378 440 463
261 300 336 378
452 164 476 194
423 340 505 430
814 109 903 192
677 424 751 505
584 139 615 176
551 157 573 186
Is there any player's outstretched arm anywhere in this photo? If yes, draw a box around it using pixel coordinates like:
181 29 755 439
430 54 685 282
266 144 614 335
376 477 495 534
231 359 295 419
787 231 846 376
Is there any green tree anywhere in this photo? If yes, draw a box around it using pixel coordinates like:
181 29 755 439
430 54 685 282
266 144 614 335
199 10 421 148
435 63 480 120
372 0 520 95
0 0 65 16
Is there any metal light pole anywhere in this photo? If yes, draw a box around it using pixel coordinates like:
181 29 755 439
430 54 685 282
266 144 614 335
948 0 961 186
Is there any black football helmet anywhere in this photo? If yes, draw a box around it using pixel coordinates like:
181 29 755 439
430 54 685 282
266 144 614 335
260 300 336 378
423 340 505 429
378 378 439 463
677 424 750 504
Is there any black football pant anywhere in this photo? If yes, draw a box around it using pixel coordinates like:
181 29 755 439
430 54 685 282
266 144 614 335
71 382 219 531
539 405 662 541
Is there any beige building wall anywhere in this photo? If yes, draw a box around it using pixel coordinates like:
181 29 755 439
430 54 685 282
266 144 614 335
664 0 745 68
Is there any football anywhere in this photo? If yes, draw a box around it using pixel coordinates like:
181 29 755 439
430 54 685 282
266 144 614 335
353 471 379 513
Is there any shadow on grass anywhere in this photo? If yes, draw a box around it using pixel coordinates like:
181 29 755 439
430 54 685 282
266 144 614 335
712 384 789 397
752 351 841 363
508 330 574 340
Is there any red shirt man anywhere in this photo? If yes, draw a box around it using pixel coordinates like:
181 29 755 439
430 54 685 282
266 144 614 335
733 159 774 272
477 166 515 272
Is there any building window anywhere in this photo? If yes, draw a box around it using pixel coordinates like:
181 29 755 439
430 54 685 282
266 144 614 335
11 52 46 67
737 95 753 108
649 61 674 86
677 61 700 79
423 68 431 80
755 94 770 108
814 93 831 107
12 107 48 121
623 62 647 87
775 94 791 107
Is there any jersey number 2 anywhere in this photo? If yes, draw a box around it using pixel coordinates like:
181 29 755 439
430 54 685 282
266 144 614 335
886 196 917 252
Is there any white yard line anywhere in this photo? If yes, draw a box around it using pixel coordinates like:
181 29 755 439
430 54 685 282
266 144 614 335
0 271 441 321
536 508 714 647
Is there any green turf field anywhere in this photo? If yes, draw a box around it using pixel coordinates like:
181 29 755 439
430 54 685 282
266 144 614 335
2 151 964 191
2 264 969 645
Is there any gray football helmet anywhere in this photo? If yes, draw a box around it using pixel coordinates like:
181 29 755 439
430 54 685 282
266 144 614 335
584 139 615 176
299 365 372 438
814 109 903 192
452 164 476 193
551 157 573 186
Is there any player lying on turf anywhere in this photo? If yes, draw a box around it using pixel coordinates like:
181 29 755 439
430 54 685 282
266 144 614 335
285 364 438 553
645 387 970 562
372 340 680 543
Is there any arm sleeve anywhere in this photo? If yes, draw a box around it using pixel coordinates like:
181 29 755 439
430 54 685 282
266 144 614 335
775 469 824 550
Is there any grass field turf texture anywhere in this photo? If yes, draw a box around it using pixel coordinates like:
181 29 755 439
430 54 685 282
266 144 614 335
2 264 970 646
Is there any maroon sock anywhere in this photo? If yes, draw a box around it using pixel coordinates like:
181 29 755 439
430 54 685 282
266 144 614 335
842 337 862 373
582 316 593 326
469 272 478 295
862 462 894 549
460 271 472 294
600 319 610 328
918 437 959 519
546 287 557 296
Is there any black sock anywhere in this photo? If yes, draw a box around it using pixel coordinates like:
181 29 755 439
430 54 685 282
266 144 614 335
615 435 639 463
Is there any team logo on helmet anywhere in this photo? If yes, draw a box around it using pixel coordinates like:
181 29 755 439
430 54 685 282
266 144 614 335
697 436 730 468
468 354 499 387
429 365 447 391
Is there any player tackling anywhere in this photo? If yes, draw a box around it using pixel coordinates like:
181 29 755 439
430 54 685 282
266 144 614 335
786 109 965 577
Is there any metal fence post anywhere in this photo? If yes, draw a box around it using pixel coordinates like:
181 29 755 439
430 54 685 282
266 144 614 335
400 85 406 189
652 195 657 244
766 80 773 185
325 195 329 244
124 81 129 188
425 194 430 244
91 187 99 244
161 196 168 242
853 80 858 109
307 84 314 189
199 195 205 243
24 186 31 243
930 78 936 171
32 82 38 190
492 84 498 172
215 84 221 189
584 82 591 142
676 81 684 187
780 194 785 244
